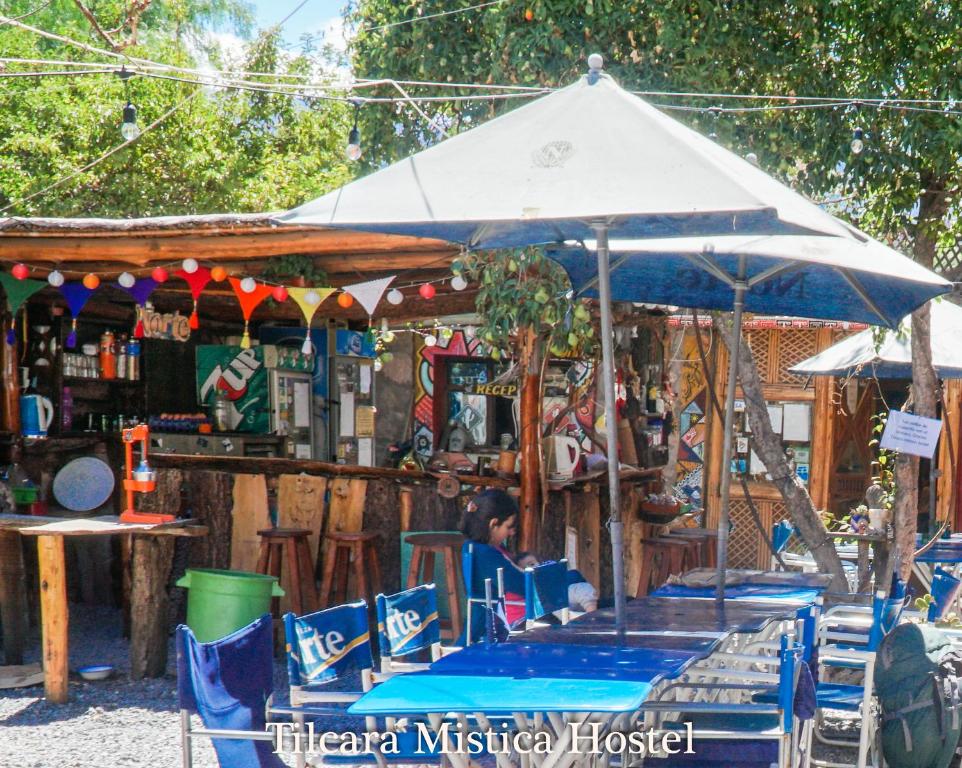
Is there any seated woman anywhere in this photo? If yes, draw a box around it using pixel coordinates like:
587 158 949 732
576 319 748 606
459 489 527 643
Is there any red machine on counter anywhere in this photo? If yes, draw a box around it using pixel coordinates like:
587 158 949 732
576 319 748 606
119 424 173 524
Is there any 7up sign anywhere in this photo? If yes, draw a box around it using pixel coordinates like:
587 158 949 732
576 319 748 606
195 345 270 433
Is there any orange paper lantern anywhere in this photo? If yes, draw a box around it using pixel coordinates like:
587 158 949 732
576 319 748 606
337 292 354 308
82 273 100 290
210 266 228 282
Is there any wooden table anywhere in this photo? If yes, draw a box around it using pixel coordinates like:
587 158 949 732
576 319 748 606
3 513 206 703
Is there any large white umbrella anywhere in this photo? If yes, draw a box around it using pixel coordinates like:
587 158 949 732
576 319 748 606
280 55 950 623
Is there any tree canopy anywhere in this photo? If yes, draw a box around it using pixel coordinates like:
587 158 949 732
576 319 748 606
0 0 353 216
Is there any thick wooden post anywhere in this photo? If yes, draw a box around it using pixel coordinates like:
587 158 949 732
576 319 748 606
129 535 175 679
1 315 19 434
37 534 68 703
0 530 27 665
519 329 541 552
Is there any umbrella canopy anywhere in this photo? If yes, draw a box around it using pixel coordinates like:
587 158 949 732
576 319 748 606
789 299 962 379
279 56 951 617
550 231 951 330
279 71 856 247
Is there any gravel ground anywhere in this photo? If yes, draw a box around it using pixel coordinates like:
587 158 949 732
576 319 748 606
0 604 862 767
0 604 360 768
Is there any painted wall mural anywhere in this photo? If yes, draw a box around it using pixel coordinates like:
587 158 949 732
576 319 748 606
674 332 710 507
413 330 485 456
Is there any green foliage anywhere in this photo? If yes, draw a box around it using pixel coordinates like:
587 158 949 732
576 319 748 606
460 247 595 359
0 2 352 216
347 0 962 252
869 412 896 510
259 254 328 287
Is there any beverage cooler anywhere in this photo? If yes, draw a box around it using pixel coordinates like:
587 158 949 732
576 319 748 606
195 344 314 459
258 326 376 465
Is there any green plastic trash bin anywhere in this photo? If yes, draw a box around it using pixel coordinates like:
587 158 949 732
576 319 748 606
175 568 284 642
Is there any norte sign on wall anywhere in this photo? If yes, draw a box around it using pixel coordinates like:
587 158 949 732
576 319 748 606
142 307 191 341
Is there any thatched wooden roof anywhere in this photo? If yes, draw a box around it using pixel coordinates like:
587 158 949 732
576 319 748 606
0 213 470 323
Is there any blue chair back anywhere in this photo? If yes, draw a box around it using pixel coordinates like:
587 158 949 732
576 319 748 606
524 560 568 621
283 601 373 686
929 567 962 622
777 635 808 734
375 584 441 658
772 520 795 554
176 614 284 768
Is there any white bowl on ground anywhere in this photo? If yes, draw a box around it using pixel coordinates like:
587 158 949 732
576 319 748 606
77 664 114 681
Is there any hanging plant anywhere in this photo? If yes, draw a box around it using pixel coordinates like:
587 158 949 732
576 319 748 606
259 254 328 287
460 247 596 358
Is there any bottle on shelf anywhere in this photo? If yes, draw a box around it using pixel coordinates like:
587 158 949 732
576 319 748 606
127 337 140 380
100 331 116 380
117 335 128 379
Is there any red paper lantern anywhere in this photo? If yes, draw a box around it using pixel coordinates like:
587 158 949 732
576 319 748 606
11 263 28 280
337 292 354 308
419 282 436 299
272 285 289 302
82 273 100 290
151 267 169 283
210 266 228 282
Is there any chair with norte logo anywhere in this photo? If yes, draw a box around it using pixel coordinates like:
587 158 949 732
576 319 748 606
375 583 462 676
279 600 443 768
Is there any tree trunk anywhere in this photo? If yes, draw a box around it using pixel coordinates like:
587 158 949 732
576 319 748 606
519 328 542 552
717 317 849 591
894 183 947 580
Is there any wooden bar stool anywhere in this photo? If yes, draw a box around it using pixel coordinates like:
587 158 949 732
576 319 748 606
404 533 464 640
255 528 318 617
636 537 698 597
661 533 704 569
668 529 719 569
318 531 382 609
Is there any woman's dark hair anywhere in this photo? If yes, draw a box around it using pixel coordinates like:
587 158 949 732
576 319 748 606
459 489 518 544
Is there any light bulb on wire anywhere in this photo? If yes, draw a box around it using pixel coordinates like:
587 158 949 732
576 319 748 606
346 99 363 161
121 102 141 141
850 127 864 155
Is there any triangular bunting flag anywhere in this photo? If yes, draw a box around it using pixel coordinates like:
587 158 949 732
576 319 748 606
289 287 336 353
229 278 274 349
59 282 97 348
0 273 46 344
175 267 212 330
116 278 159 339
343 276 396 318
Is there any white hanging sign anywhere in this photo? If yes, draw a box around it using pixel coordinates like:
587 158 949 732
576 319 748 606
879 409 942 458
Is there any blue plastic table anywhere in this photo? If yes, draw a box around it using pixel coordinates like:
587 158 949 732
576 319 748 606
429 641 710 681
650 584 822 604
348 672 656 715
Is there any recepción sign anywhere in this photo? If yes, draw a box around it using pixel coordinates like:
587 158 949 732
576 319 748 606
879 409 942 459
470 383 518 397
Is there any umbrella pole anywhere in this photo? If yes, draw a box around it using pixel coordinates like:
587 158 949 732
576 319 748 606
715 255 748 600
592 222 626 636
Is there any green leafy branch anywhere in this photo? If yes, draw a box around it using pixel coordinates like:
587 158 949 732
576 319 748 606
459 247 596 359
868 412 896 510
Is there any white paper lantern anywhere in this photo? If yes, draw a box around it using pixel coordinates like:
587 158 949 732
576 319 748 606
118 272 136 288
182 258 199 274
450 275 468 291
423 333 438 347
304 289 321 306
47 270 64 287
240 277 257 294
373 358 383 372
386 288 404 305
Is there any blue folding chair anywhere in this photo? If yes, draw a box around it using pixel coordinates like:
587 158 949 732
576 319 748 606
375 584 445 674
522 559 570 628
647 636 812 768
280 601 444 768
176 614 285 768
462 542 519 644
928 567 962 621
